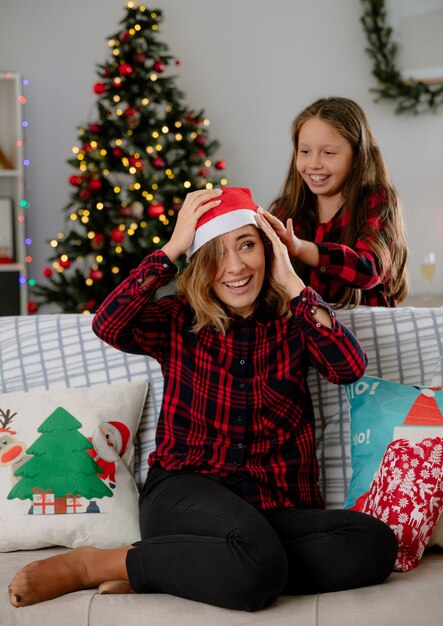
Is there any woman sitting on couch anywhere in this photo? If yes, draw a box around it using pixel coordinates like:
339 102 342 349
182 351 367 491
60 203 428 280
9 187 397 611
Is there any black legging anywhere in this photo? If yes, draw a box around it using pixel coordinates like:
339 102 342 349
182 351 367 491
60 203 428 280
126 466 397 611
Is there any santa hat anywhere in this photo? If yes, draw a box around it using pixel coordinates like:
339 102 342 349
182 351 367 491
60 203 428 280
106 421 131 457
187 187 261 258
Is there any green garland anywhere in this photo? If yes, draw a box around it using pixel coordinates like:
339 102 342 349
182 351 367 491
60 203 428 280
361 0 443 114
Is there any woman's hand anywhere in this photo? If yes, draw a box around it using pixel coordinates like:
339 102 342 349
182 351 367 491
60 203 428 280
255 208 305 298
260 211 302 257
161 189 222 262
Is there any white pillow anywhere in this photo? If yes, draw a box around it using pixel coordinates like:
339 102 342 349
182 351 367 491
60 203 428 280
0 380 148 551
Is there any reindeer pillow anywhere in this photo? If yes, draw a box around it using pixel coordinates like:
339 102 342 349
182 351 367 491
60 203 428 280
0 381 148 551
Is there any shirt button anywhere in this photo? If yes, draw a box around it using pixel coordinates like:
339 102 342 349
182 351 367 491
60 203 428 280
137 278 142 283
237 443 244 448
320 266 326 272
316 322 321 328
240 359 246 365
162 263 168 268
236 416 244 422
239 383 245 389
301 297 307 302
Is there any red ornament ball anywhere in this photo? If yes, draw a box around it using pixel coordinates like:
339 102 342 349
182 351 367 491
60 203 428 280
112 147 123 158
85 299 97 311
92 233 105 248
153 61 166 73
89 123 102 133
195 135 207 147
89 178 102 191
111 228 125 243
79 189 91 200
124 107 138 118
128 156 143 169
148 203 165 218
215 160 227 170
152 157 166 169
27 301 38 314
89 269 104 282
69 175 82 186
59 257 72 269
42 267 53 277
119 31 130 43
133 53 146 65
93 82 106 94
118 63 133 77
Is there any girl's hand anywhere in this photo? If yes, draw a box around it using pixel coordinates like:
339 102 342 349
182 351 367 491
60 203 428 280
161 189 222 262
255 208 305 298
260 211 302 257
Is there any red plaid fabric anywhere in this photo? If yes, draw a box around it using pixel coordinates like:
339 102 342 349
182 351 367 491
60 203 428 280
93 251 367 511
293 193 395 306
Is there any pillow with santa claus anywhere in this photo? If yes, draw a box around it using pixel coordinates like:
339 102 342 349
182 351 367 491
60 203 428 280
0 380 148 551
344 376 443 570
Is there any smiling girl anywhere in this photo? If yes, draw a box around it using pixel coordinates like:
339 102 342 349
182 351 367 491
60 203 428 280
268 97 408 307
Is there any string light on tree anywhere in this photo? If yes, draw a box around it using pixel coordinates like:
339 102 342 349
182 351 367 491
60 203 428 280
32 3 227 313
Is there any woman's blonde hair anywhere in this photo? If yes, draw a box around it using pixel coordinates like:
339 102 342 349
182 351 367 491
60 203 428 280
177 228 290 333
270 97 408 306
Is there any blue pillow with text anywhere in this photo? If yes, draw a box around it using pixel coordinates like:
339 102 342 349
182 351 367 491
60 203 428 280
344 375 443 509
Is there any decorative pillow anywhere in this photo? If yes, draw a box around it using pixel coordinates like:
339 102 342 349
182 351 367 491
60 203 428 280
0 380 148 552
344 375 443 551
355 437 443 571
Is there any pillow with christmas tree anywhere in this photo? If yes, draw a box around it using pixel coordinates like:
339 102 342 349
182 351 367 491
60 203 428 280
0 380 148 551
344 375 443 563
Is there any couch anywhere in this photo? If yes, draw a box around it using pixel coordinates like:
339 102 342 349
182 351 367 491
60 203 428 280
1 306 443 626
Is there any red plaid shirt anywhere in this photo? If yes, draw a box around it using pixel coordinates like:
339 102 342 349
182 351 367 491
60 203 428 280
93 251 367 511
294 194 394 306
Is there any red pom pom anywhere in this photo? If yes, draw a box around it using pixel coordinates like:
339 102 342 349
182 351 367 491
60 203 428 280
89 269 104 282
89 123 102 133
82 143 92 153
42 267 53 277
118 63 133 76
124 107 137 118
111 228 125 243
112 147 123 158
69 175 82 186
89 178 102 191
119 31 130 43
215 160 227 170
195 135 206 147
128 156 143 169
148 203 165 218
93 82 106 94
27 301 38 314
153 61 166 73
85 299 97 311
79 189 91 200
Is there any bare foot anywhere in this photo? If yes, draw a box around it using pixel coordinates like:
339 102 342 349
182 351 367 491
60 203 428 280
8 545 131 607
99 580 134 594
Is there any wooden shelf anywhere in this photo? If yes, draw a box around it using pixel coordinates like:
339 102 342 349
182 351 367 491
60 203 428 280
0 72 27 315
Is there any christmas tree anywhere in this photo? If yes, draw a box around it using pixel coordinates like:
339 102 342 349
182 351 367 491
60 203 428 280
8 407 112 501
31 2 227 314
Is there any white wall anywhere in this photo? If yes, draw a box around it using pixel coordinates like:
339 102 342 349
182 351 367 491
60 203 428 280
0 0 442 296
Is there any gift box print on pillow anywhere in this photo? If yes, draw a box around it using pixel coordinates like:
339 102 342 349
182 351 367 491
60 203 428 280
0 381 148 551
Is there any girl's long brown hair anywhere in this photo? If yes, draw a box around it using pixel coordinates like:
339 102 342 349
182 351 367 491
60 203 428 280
177 229 290 333
270 97 408 307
